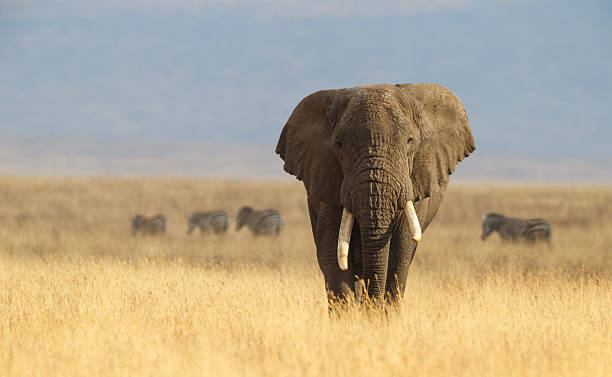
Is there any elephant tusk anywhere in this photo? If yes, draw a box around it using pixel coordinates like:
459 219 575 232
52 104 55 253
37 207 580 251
337 208 354 271
403 201 422 242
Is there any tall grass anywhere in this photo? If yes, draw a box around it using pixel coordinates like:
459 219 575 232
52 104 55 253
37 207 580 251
0 177 610 377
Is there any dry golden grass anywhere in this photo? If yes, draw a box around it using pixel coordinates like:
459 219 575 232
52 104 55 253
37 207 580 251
0 176 610 377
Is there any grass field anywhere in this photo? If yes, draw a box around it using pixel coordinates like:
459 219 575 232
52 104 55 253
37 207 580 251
0 177 610 377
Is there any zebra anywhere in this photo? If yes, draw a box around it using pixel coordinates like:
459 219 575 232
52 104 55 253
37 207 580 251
236 206 284 236
132 214 167 236
186 211 229 235
481 213 552 244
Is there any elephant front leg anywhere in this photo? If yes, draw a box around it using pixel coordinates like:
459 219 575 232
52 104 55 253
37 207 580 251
385 214 419 304
309 201 358 310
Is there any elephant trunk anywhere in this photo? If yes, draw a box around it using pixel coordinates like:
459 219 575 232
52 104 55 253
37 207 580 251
337 155 419 300
337 201 421 272
358 202 393 301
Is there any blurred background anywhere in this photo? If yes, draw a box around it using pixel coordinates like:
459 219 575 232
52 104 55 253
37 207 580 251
1 0 610 181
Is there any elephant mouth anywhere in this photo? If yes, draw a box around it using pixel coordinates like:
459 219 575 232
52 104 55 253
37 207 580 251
336 201 421 271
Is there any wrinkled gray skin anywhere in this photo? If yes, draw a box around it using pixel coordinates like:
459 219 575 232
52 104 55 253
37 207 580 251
276 83 475 308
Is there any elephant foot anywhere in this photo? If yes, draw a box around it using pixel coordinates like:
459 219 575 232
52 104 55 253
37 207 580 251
325 278 365 315
327 292 357 315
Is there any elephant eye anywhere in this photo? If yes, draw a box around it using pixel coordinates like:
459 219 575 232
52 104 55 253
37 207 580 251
407 137 414 144
335 140 343 149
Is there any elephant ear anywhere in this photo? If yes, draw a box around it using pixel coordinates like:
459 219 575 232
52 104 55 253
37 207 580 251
275 89 344 206
396 83 476 201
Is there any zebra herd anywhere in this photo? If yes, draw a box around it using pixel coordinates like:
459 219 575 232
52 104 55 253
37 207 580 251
131 206 284 237
131 208 551 245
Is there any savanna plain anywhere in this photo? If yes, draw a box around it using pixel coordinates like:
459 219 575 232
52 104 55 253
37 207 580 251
0 177 610 377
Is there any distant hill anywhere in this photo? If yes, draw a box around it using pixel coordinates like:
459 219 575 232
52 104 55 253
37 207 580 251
1 138 610 182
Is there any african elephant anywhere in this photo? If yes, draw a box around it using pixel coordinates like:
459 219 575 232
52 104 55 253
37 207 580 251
275 83 475 308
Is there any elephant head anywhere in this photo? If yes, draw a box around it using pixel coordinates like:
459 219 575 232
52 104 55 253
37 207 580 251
276 83 475 301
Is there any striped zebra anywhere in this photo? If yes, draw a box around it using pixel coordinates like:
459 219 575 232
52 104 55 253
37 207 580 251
236 206 285 236
132 214 167 236
481 213 552 244
186 211 229 235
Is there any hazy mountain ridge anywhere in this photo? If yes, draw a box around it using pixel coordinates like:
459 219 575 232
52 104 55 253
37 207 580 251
2 138 610 182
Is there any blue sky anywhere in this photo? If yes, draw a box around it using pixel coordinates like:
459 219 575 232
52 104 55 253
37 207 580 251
0 0 611 178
